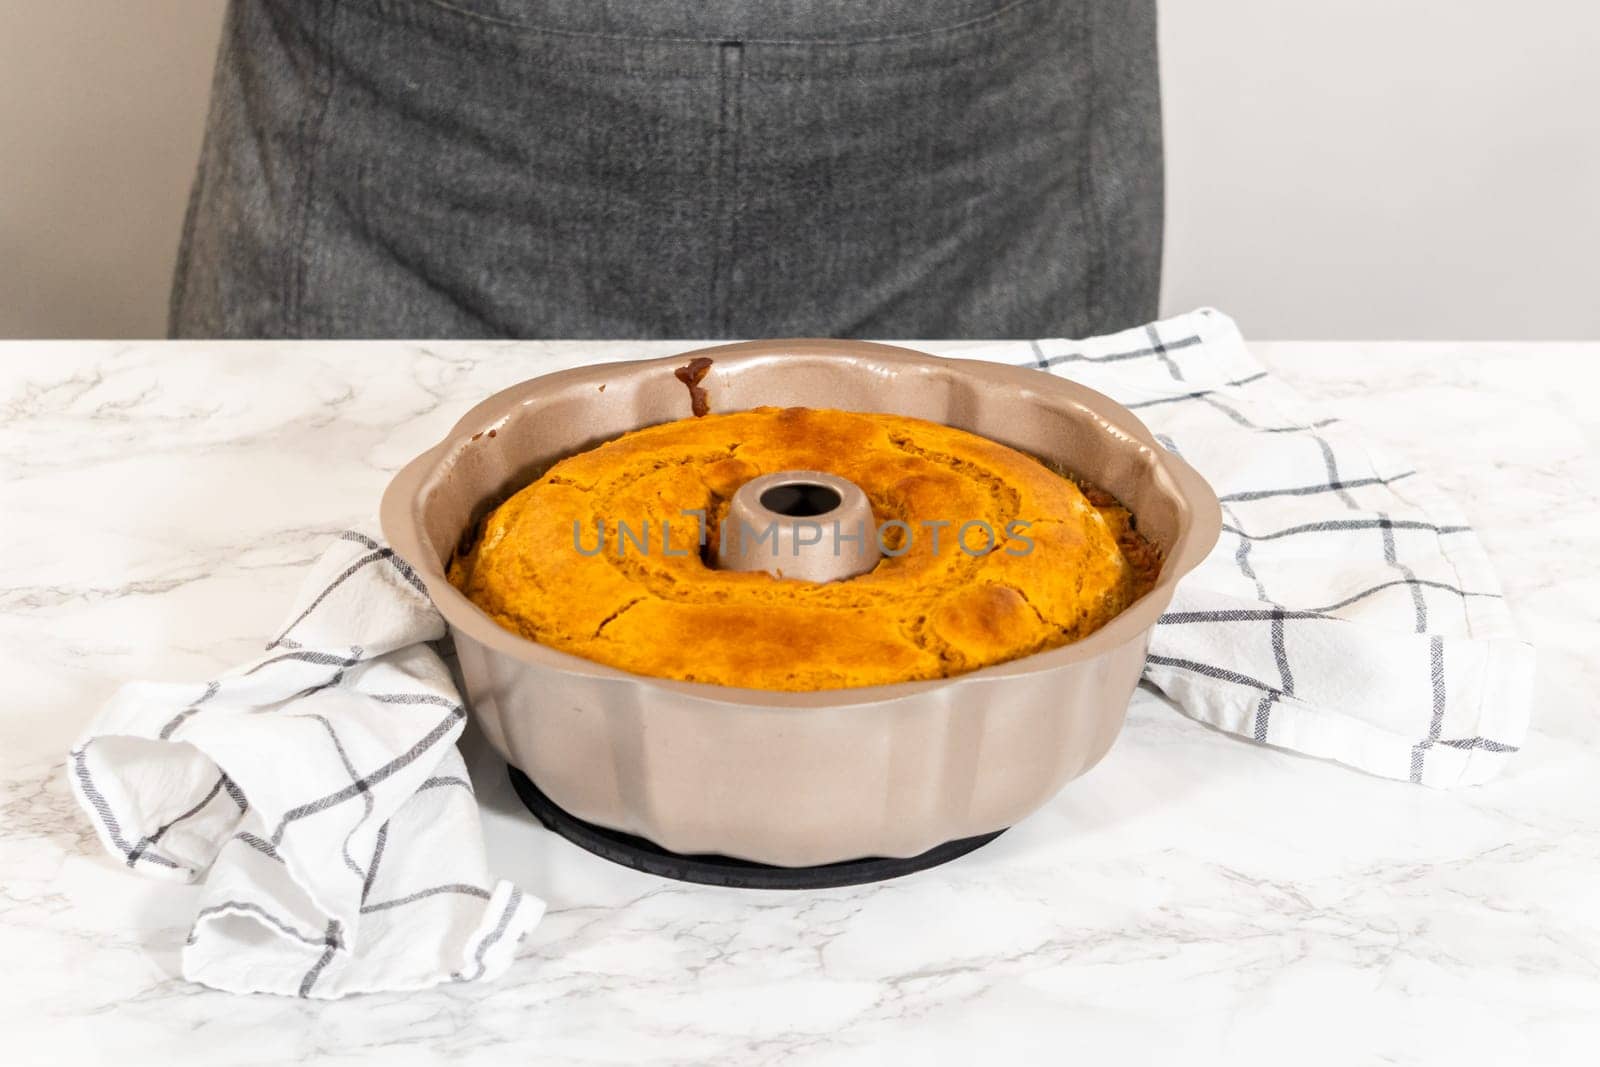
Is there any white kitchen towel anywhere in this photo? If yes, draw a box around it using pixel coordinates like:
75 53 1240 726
69 531 543 999
979 308 1533 787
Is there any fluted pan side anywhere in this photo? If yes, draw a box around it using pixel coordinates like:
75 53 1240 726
383 340 1220 867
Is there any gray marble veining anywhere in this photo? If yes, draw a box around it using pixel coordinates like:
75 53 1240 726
2 340 1597 1065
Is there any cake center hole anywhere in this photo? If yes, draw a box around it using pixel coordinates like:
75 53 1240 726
760 482 842 518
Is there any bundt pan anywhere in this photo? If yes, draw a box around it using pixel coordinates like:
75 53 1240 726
381 340 1221 868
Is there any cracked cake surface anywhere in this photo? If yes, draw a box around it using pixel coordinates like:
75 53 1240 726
448 406 1161 691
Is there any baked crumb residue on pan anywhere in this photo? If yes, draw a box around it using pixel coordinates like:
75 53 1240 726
673 357 714 417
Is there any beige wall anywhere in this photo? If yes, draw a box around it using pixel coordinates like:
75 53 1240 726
1158 0 1600 340
1 2 1596 339
0 2 226 338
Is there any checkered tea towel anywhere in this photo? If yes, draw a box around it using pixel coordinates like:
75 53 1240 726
69 532 542 999
975 309 1533 787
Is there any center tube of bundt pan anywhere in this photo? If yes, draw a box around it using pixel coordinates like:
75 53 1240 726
713 470 882 582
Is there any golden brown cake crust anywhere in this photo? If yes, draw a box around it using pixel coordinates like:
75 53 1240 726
449 407 1161 691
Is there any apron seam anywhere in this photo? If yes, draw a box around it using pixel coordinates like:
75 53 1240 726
285 0 344 337
711 41 744 337
1075 1 1106 328
409 0 1051 49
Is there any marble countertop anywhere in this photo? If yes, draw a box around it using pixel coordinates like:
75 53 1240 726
2 339 1597 1065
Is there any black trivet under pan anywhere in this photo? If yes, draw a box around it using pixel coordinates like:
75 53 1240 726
508 766 1005 890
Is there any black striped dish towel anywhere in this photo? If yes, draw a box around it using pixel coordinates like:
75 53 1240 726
987 309 1533 786
69 532 542 998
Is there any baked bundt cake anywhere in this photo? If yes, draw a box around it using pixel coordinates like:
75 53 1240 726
448 407 1160 691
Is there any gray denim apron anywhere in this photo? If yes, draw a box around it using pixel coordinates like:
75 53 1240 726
171 0 1161 338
